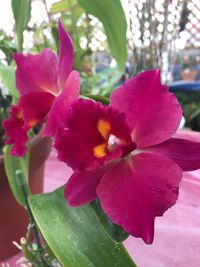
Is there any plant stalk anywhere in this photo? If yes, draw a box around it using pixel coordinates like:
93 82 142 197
15 170 42 250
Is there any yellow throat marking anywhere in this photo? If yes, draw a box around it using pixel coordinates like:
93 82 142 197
97 119 111 140
93 119 111 158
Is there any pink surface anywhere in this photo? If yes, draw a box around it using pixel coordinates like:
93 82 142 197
1 131 200 267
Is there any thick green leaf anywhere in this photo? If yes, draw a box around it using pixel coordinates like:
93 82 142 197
91 199 129 242
0 65 19 98
77 0 127 70
29 187 137 267
3 145 30 206
11 0 31 51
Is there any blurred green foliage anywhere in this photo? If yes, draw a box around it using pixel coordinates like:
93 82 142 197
0 30 16 64
0 0 127 98
174 91 200 131
11 0 31 51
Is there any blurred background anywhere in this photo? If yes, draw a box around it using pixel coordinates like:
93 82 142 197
0 0 200 130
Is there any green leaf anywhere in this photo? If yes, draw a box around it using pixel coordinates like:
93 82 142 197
91 199 129 242
190 107 200 121
11 0 31 51
50 0 81 16
72 4 84 22
29 187 137 267
0 65 19 98
3 145 30 206
77 0 127 70
50 0 68 13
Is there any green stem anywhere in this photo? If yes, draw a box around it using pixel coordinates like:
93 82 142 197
16 170 53 267
68 0 80 49
15 170 42 250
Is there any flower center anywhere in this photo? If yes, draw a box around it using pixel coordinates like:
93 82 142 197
93 119 126 158
93 119 111 158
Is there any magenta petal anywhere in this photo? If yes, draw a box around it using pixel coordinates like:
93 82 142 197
97 153 182 244
110 69 182 148
14 48 58 95
3 106 29 156
19 92 55 125
9 128 29 156
65 166 107 206
144 137 200 171
44 71 80 137
58 20 73 90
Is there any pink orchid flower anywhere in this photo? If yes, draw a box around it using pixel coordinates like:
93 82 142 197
3 20 80 156
55 69 200 244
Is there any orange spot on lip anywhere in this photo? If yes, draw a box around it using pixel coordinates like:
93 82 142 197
28 118 38 128
93 119 111 158
15 109 38 128
16 110 23 120
97 119 111 140
93 143 107 158
94 119 129 159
